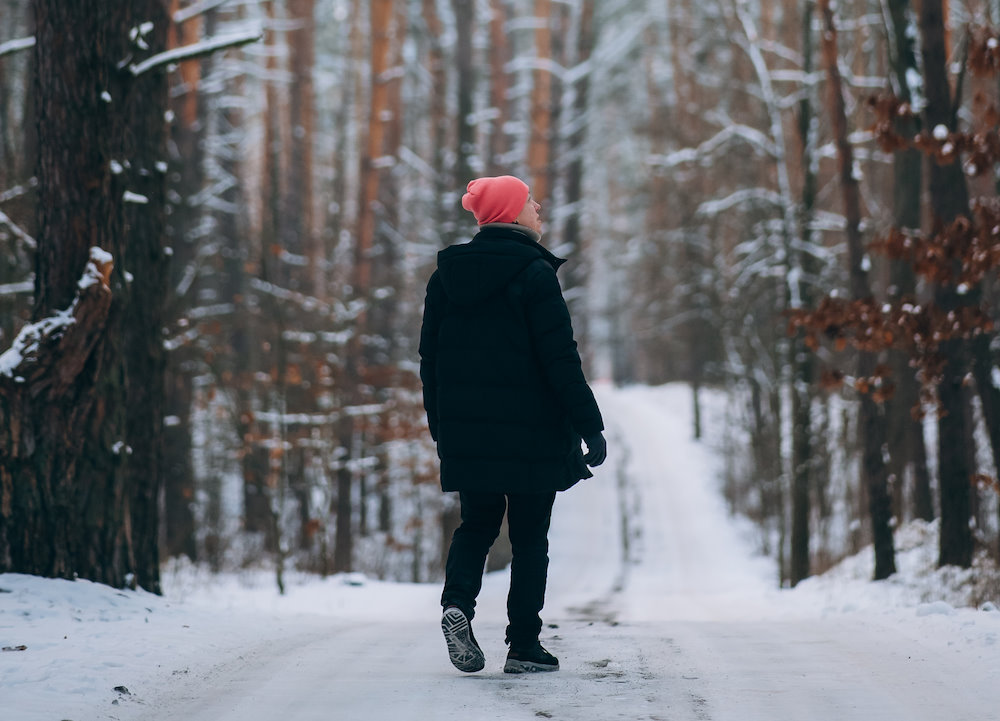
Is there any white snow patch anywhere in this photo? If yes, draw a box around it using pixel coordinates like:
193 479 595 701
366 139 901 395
123 190 149 204
933 124 949 140
90 246 113 265
917 600 958 617
0 308 75 378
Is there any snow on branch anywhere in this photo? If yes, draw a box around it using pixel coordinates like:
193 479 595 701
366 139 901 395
0 278 33 297
0 178 36 204
249 278 362 323
0 307 75 381
696 188 784 217
649 124 777 169
0 209 36 249
129 28 262 77
251 403 387 429
0 248 112 393
0 36 34 58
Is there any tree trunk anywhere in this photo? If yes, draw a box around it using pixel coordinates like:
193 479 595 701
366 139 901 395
163 365 197 561
486 0 510 174
243 0 285 549
819 0 896 579
422 0 449 224
918 0 974 569
528 0 552 201
561 0 595 306
288 0 319 295
789 0 818 587
451 0 475 245
123 0 170 594
0 0 167 589
287 0 319 553
884 0 934 525
334 0 396 573
161 0 205 563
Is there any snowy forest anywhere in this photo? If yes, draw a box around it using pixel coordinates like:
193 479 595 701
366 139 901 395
2 0 1000 595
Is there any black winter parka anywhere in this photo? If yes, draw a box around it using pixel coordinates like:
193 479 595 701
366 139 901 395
419 223 604 494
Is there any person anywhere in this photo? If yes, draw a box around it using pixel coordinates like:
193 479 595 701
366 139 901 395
418 175 607 674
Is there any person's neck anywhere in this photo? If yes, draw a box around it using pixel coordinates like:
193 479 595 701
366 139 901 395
479 222 541 243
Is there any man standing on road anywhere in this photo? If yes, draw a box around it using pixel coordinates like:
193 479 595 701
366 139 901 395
419 175 607 674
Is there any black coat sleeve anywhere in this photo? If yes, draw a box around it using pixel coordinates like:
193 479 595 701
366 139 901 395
522 261 604 438
418 271 444 442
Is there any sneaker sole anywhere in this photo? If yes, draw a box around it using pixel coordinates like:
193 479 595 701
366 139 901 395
503 658 560 674
442 607 485 673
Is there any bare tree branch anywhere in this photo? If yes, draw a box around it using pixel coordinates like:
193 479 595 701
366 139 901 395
0 209 36 249
0 36 34 58
129 29 262 77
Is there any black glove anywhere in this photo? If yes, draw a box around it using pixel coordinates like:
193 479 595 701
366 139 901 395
582 432 607 467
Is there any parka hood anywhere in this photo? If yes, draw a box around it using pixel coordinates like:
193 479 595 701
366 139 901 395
437 224 565 306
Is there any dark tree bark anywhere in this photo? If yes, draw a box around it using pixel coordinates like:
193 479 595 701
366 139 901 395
123 0 170 594
819 0 896 579
789 0 818 587
561 0 595 302
884 0 933 524
0 0 168 590
451 0 475 248
160 0 206 563
163 365 197 562
918 0 974 569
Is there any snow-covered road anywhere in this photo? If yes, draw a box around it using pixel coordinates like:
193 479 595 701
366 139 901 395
6 384 1000 720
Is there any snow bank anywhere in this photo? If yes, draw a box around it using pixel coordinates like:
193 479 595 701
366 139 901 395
792 518 1000 612
0 568 438 721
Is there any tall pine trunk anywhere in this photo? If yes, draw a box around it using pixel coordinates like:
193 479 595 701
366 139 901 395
0 0 166 589
123 0 170 594
819 0 896 579
884 0 933 524
789 0 818 587
161 2 207 563
528 0 552 201
918 0 974 568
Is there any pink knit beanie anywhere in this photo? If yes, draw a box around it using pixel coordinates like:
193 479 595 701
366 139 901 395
461 176 530 225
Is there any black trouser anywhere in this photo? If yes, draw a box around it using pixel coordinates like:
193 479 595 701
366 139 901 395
441 490 557 648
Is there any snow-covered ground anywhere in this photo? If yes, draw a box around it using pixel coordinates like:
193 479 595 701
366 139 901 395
4 383 1000 720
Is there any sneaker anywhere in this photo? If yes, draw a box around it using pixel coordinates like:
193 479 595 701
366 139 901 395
441 606 485 673
503 641 559 673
